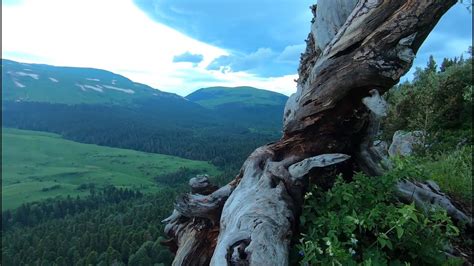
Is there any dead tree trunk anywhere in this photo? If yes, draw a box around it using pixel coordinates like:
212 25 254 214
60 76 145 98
163 1 459 265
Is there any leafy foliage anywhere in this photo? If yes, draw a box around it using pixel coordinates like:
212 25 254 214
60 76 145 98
296 172 460 265
381 50 473 204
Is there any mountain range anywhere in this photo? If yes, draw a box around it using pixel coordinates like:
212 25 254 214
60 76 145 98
2 59 289 170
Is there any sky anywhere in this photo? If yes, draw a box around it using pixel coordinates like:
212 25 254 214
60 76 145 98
2 0 472 96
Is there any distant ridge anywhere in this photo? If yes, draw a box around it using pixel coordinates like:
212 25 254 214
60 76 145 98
186 86 288 108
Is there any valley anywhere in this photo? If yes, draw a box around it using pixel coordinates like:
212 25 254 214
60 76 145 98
1 60 289 211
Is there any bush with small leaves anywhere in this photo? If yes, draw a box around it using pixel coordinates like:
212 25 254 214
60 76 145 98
295 172 460 265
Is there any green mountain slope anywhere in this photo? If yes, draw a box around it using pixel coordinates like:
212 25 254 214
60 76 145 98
186 86 288 108
2 128 220 210
1 59 178 105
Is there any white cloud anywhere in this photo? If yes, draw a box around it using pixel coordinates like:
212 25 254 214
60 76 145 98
276 44 305 63
1 0 228 92
1 0 471 97
2 0 300 96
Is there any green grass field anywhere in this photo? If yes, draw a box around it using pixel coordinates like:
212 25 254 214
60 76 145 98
2 128 220 210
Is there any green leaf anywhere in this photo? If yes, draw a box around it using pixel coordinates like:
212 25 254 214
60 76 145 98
447 224 460 236
396 226 404 239
408 211 419 223
378 234 393 250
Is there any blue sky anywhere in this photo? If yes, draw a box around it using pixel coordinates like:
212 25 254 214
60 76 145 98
2 0 472 95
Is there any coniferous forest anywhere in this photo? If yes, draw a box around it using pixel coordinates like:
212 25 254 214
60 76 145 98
2 187 175 265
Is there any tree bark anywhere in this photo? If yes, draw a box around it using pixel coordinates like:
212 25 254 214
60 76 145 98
163 1 458 265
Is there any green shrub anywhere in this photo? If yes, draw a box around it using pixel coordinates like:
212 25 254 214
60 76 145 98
296 172 460 265
382 52 472 152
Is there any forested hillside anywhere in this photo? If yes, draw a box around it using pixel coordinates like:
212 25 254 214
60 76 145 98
1 129 223 265
2 52 471 265
186 86 288 133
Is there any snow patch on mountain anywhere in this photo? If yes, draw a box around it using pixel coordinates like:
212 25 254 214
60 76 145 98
102 85 135 94
75 84 86 91
49 77 59 82
13 80 26 88
15 72 39 80
84 85 104 92
86 78 100 81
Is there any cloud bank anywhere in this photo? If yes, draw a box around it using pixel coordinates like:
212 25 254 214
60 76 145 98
2 0 471 96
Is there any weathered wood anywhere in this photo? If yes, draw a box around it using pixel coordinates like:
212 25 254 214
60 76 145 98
189 175 218 195
356 89 389 176
162 1 458 265
396 180 473 229
162 176 240 266
288 153 351 178
175 183 235 223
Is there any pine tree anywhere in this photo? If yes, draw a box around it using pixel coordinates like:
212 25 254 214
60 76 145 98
85 251 98 265
426 55 438 72
120 240 131 263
